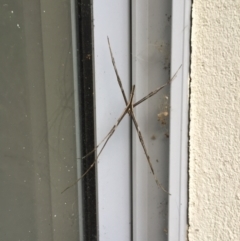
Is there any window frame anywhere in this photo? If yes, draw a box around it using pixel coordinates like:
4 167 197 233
91 0 191 240
92 1 132 241
168 0 191 240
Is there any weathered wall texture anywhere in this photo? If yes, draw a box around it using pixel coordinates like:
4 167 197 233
189 0 240 240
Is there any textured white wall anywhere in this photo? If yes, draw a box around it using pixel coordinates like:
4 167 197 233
189 1 240 240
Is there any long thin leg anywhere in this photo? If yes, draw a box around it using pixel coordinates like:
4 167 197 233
80 37 131 160
62 86 135 194
133 65 181 107
81 105 129 160
108 38 168 192
108 36 181 108
107 37 128 105
80 65 181 159
129 105 169 193
61 108 128 194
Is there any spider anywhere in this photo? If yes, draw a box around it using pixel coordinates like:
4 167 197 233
62 38 181 194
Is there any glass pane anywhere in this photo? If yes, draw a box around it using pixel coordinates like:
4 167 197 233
0 1 82 240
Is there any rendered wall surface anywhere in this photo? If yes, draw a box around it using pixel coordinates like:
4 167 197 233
189 0 240 240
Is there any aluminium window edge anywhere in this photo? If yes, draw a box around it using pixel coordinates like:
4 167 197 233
168 0 191 240
92 1 131 241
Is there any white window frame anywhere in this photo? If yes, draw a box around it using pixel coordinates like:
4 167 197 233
92 0 191 240
168 0 191 240
93 1 132 241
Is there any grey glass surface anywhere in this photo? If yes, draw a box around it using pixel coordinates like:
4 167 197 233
0 1 81 240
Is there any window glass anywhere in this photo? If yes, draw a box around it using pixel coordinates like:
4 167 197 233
0 1 81 240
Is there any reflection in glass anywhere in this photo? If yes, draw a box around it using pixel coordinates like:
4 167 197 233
0 1 82 240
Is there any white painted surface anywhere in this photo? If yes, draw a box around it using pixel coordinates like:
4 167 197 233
189 1 240 240
168 0 191 241
92 1 131 240
132 0 172 240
